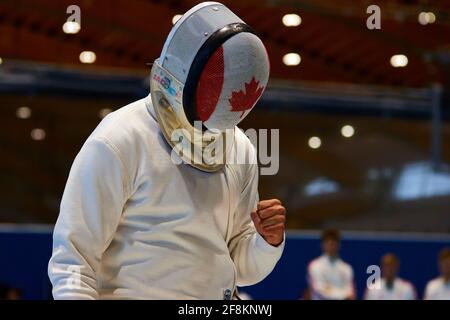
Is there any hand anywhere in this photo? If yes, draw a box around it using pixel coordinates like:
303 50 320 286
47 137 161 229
251 199 286 247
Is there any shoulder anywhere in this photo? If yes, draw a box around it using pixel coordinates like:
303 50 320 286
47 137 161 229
339 259 354 273
425 277 442 290
308 256 324 272
234 127 257 163
88 97 158 155
397 278 416 295
227 127 258 185
398 278 414 289
90 97 156 143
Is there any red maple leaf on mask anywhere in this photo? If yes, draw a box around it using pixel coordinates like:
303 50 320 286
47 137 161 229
229 77 264 118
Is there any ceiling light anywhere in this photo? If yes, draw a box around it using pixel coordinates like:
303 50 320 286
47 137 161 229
341 125 355 138
282 14 301 27
16 106 32 119
308 136 321 149
31 128 46 141
418 11 436 25
418 12 428 25
172 14 183 25
283 53 301 66
99 108 112 119
427 12 436 23
390 54 408 67
62 21 81 34
79 51 96 64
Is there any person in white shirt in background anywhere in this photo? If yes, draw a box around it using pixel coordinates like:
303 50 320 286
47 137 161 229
307 229 356 300
364 253 416 300
424 248 450 300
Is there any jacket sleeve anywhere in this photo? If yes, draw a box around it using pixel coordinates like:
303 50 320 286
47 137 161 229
48 138 130 300
227 157 285 287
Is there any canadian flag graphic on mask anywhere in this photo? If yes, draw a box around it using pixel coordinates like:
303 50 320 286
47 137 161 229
195 32 270 131
229 77 265 118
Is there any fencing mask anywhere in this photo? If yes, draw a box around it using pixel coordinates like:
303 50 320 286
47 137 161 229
150 1 270 172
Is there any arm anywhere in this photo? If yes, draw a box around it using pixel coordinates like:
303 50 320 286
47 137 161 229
423 282 432 300
405 283 417 300
227 162 285 286
364 287 374 300
48 138 130 299
308 261 330 300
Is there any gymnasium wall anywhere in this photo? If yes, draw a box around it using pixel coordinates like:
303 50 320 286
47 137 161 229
0 226 448 300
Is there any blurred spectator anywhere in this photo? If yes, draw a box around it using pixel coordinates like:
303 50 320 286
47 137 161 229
300 287 311 300
0 283 23 300
424 248 450 300
307 229 355 300
364 253 416 300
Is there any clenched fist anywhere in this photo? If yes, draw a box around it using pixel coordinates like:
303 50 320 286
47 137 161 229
251 199 286 247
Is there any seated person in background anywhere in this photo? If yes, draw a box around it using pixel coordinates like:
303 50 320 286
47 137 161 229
424 248 450 300
364 253 416 300
307 229 355 300
0 283 22 300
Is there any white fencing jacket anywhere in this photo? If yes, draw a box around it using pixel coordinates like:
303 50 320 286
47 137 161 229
307 255 355 300
48 96 284 300
364 278 416 300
